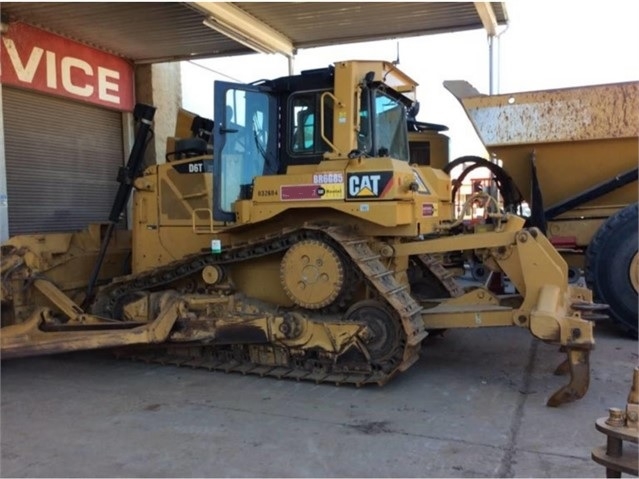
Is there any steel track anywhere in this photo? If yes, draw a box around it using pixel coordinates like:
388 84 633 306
98 225 454 386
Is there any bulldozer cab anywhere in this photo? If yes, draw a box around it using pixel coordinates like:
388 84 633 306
212 64 413 222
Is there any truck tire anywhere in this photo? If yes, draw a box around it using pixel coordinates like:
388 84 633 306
585 203 638 337
471 262 488 282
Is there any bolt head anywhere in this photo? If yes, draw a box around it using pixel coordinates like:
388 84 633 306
606 407 626 427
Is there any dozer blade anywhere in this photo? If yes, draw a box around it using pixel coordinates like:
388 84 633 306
1 297 181 359
547 348 590 407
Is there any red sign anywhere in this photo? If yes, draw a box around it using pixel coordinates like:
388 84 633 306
1 22 134 111
281 184 324 201
422 203 434 216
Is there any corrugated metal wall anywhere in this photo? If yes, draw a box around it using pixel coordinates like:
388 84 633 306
3 88 123 235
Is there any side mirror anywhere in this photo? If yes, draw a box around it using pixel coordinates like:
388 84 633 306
364 71 375 86
407 101 420 119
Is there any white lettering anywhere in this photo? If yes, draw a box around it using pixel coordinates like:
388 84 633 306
97 67 120 104
369 175 380 194
360 176 372 192
314 172 343 185
348 176 360 196
188 163 203 173
3 38 43 83
61 56 93 97
3 33 125 105
45 51 57 88
348 174 382 196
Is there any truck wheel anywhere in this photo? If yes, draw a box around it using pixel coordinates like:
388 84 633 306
471 262 489 282
585 203 638 337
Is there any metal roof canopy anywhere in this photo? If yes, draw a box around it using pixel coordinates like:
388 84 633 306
0 2 508 64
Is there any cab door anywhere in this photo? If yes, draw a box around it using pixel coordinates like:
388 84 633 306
213 81 276 222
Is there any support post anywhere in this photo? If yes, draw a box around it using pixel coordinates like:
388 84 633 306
488 34 500 94
288 55 295 76
0 84 8 241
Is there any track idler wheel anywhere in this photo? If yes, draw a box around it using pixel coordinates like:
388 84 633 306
280 239 345 309
344 300 404 369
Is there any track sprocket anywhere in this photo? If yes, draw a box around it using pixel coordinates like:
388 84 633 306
280 239 345 309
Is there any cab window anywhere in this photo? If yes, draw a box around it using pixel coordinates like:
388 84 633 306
289 92 333 155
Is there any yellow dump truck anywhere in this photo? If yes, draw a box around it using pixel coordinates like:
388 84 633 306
444 80 638 337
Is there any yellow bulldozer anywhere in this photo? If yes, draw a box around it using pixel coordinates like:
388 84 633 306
1 61 602 406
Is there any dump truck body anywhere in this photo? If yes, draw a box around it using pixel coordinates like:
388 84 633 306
445 80 638 335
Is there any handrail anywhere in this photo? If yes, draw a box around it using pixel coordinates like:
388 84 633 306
192 208 215 234
320 91 342 156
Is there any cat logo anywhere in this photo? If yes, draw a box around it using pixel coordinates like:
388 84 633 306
346 172 393 199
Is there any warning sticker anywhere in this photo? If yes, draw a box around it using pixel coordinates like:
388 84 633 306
422 203 438 217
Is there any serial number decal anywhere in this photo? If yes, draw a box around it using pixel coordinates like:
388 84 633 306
313 172 343 185
257 189 278 197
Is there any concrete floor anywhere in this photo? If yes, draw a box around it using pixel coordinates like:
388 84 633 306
1 320 636 478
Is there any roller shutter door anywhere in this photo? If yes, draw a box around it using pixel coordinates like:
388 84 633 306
4 88 123 235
